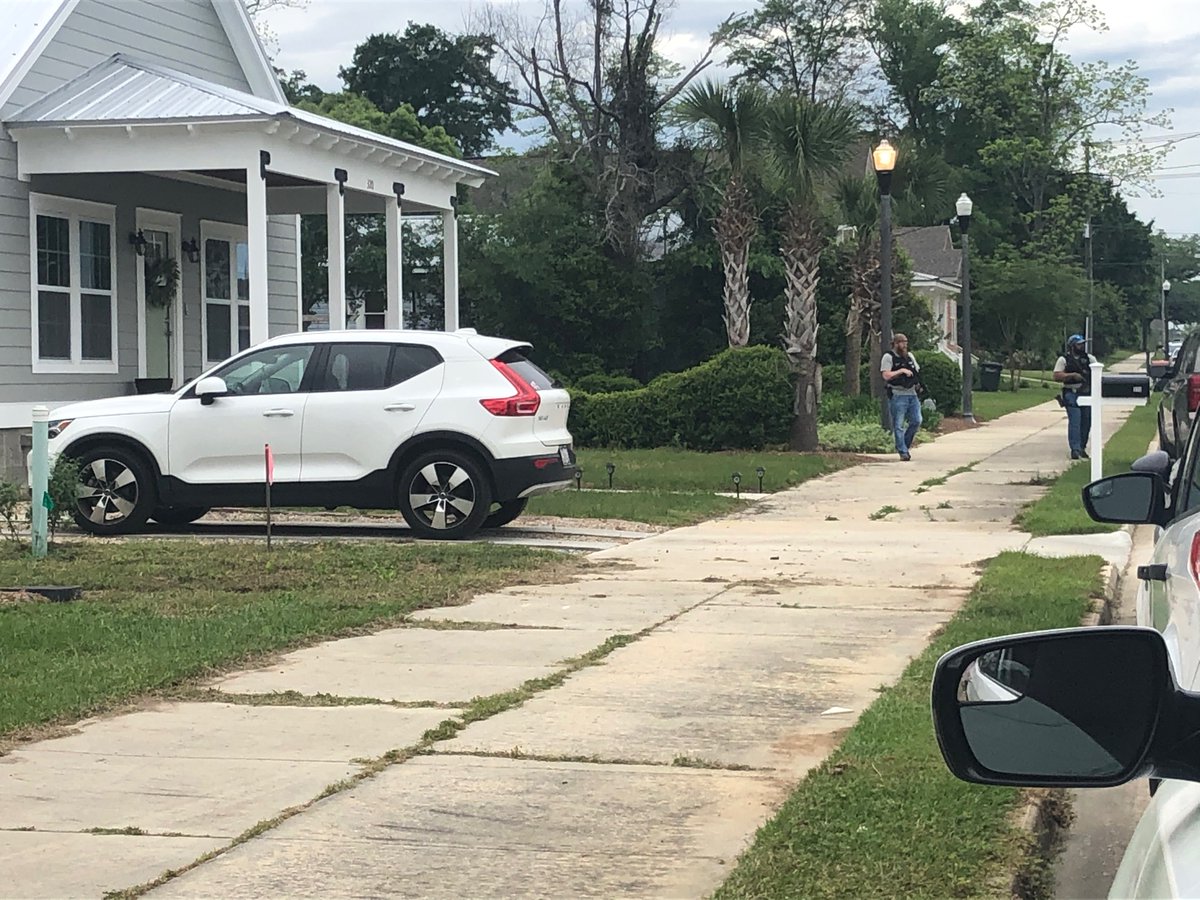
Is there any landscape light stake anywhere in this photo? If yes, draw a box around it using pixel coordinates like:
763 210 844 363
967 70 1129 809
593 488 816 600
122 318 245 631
606 462 615 489
732 472 742 500
756 466 765 493
575 469 583 491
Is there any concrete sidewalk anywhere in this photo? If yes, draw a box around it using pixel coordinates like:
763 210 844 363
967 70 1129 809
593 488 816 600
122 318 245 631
1 396 1137 899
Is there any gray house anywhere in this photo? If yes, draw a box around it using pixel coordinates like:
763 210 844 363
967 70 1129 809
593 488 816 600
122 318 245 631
0 0 491 481
895 225 963 365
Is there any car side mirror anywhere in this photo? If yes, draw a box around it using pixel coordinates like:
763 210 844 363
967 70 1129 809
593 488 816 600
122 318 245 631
196 376 228 406
1081 472 1167 526
931 628 1173 788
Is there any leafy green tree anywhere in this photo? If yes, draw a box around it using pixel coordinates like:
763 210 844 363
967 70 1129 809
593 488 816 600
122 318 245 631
293 92 458 156
677 80 768 347
763 95 860 450
340 24 516 157
726 0 867 101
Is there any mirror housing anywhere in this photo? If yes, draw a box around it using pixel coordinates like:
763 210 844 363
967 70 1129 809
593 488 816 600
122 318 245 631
196 376 228 406
931 627 1185 788
1081 472 1167 526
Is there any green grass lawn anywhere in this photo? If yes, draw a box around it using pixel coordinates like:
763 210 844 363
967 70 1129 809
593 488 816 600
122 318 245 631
1016 401 1158 536
715 552 1104 900
0 540 568 739
572 447 853 493
526 489 745 526
971 383 1061 420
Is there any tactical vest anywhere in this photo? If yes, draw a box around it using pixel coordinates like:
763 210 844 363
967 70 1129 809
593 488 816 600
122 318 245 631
888 352 919 391
1063 352 1091 395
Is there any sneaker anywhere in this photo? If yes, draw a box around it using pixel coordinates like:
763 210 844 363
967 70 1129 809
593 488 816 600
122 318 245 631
900 453 912 462
1080 449 1090 459
1071 450 1081 460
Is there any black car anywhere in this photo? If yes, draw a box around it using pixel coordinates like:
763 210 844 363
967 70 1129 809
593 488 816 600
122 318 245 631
1153 330 1200 457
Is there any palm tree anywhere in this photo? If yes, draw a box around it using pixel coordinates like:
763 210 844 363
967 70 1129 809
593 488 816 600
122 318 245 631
678 80 767 348
764 96 860 450
833 174 881 396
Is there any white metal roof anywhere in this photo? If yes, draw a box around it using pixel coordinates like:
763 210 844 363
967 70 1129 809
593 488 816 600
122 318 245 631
7 54 496 183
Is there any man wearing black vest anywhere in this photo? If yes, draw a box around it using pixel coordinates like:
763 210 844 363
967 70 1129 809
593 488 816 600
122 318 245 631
1053 334 1097 460
881 333 922 461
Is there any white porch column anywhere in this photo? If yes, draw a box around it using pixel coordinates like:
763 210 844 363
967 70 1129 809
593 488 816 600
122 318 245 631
326 181 347 331
442 206 459 331
247 154 269 345
385 193 403 329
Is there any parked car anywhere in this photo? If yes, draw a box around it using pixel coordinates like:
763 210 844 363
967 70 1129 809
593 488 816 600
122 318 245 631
1154 330 1200 457
39 330 576 539
929 415 1200 897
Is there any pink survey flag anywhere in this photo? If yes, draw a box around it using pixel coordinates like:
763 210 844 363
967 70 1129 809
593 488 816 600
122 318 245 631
265 444 275 486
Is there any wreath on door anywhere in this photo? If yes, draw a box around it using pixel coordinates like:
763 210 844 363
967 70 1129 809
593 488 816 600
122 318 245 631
144 255 180 309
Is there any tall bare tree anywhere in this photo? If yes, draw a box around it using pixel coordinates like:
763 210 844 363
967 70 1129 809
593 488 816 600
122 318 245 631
480 0 725 260
677 80 767 347
765 96 859 450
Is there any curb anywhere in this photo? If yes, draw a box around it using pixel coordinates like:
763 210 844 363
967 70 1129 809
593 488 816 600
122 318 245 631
1009 549 1129 899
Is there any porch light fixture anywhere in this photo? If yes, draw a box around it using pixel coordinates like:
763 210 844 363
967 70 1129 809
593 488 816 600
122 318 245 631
182 238 201 264
129 230 148 256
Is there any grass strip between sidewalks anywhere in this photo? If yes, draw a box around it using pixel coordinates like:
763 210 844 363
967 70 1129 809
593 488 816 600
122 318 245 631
527 489 745 525
715 552 1105 900
571 447 854 492
0 540 571 740
1017 401 1158 536
971 383 1061 421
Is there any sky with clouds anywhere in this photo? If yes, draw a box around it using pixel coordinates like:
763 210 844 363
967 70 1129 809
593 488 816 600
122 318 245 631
265 0 1200 237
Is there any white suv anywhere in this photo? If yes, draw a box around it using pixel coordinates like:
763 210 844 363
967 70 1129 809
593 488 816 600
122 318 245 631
42 330 576 539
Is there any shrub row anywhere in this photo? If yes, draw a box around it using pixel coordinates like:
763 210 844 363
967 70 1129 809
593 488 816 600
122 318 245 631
568 346 793 451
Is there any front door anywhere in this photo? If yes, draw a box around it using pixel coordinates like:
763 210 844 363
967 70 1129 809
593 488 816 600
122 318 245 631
167 343 316 484
137 219 181 386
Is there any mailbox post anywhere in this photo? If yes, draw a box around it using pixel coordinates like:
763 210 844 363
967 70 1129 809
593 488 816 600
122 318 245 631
1077 363 1151 482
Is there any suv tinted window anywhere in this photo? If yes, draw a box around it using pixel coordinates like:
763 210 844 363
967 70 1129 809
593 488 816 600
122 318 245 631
498 348 555 390
216 344 314 395
320 343 393 392
390 345 443 385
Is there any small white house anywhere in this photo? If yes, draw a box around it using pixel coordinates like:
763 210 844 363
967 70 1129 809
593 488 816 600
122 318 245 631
0 0 493 481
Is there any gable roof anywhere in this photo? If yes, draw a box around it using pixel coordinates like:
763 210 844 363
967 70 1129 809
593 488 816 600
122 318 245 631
7 54 495 185
0 0 283 110
895 225 962 282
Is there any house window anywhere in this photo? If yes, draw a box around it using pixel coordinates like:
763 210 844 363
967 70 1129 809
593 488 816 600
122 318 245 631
202 225 250 363
30 194 118 374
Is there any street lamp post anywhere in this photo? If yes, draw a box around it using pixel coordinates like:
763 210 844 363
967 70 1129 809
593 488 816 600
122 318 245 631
956 193 975 423
873 139 898 431
1163 277 1172 356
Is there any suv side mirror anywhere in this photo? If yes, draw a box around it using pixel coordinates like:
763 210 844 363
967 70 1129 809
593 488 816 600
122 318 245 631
196 376 229 406
1081 472 1167 525
931 628 1174 788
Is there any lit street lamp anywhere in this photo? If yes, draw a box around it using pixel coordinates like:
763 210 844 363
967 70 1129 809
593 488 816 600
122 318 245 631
873 139 898 431
956 193 975 423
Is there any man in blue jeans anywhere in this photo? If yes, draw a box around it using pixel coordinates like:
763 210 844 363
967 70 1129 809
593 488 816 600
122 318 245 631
881 333 922 461
1053 334 1096 459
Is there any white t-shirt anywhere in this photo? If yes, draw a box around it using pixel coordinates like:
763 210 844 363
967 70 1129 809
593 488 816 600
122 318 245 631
1053 353 1097 392
881 352 920 396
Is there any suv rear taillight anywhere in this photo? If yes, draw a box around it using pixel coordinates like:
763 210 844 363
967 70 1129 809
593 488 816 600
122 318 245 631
1190 534 1200 588
480 359 541 417
1188 374 1200 413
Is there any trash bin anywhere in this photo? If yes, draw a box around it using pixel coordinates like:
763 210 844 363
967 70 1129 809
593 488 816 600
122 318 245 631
979 361 1003 392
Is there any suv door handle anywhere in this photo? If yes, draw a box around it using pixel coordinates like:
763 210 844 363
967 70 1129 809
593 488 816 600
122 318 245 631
385 403 417 412
1139 564 1169 582
262 409 295 418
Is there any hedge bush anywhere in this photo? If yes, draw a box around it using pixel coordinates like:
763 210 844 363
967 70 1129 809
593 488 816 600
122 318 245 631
917 352 962 415
573 372 642 393
569 346 793 450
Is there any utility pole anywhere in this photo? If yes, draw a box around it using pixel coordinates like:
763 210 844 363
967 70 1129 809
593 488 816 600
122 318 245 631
1083 141 1094 348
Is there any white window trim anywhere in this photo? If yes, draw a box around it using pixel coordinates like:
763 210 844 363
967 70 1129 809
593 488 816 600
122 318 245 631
200 220 249 365
29 192 119 375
